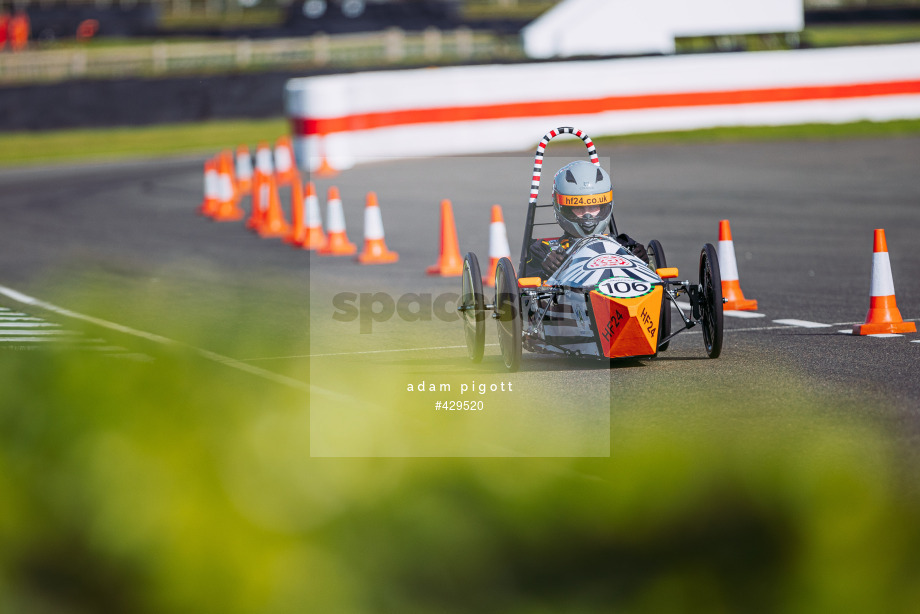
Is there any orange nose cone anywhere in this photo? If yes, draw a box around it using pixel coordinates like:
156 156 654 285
590 286 663 358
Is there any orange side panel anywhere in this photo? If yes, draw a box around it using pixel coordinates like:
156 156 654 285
590 286 663 358
518 277 543 288
656 267 679 279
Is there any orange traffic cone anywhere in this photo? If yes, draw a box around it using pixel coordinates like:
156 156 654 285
285 173 306 245
258 174 291 238
426 199 464 276
314 157 338 178
357 192 399 264
235 145 253 196
247 143 274 231
312 137 338 178
318 186 357 256
246 167 268 231
483 204 511 287
274 136 297 186
853 229 916 335
199 158 220 217
213 151 245 222
717 220 758 311
289 179 327 250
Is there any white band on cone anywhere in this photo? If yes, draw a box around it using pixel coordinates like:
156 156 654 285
274 146 292 173
364 206 385 240
236 154 252 180
326 199 346 232
258 183 270 212
204 170 219 197
218 174 234 202
305 194 322 227
256 148 274 174
718 239 740 282
870 251 896 297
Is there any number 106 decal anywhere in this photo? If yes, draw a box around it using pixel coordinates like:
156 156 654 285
597 279 654 299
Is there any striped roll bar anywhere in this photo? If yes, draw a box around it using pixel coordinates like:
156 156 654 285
529 127 600 206
519 127 602 275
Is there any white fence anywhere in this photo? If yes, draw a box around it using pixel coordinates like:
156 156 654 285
286 42 920 171
0 28 495 83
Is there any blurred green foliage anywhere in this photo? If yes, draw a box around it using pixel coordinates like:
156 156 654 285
2 300 920 614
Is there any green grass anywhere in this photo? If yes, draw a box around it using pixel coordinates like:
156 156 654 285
2 118 919 168
158 7 284 30
33 36 216 51
0 118 289 166
803 21 920 47
594 119 920 147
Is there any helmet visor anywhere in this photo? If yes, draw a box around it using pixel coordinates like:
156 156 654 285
555 190 613 226
554 190 613 208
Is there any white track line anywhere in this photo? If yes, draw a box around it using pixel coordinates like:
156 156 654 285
0 284 312 393
772 319 831 328
675 301 764 319
723 310 766 319
719 320 853 333
0 329 80 336
0 322 60 328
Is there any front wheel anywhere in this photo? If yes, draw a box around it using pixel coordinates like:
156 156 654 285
460 252 485 362
699 243 724 359
494 257 522 372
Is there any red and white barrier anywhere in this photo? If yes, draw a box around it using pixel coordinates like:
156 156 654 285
285 43 920 172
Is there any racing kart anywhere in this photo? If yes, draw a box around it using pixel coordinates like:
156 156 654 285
458 127 724 372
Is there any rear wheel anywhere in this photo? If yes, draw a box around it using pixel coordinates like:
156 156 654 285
494 257 522 372
699 243 723 359
647 239 671 352
460 252 485 362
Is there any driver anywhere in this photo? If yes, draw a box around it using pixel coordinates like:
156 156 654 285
523 160 648 277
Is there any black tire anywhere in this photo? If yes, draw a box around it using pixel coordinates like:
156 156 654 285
699 243 724 359
494 257 522 372
460 252 485 363
647 239 671 352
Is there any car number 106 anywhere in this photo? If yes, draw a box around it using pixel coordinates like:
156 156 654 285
597 279 654 299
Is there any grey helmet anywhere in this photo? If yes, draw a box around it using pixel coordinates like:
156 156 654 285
551 160 614 238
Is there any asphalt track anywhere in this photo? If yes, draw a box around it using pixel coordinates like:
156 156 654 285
1 136 919 455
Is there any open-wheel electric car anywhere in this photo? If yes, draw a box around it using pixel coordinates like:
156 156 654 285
458 127 725 372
